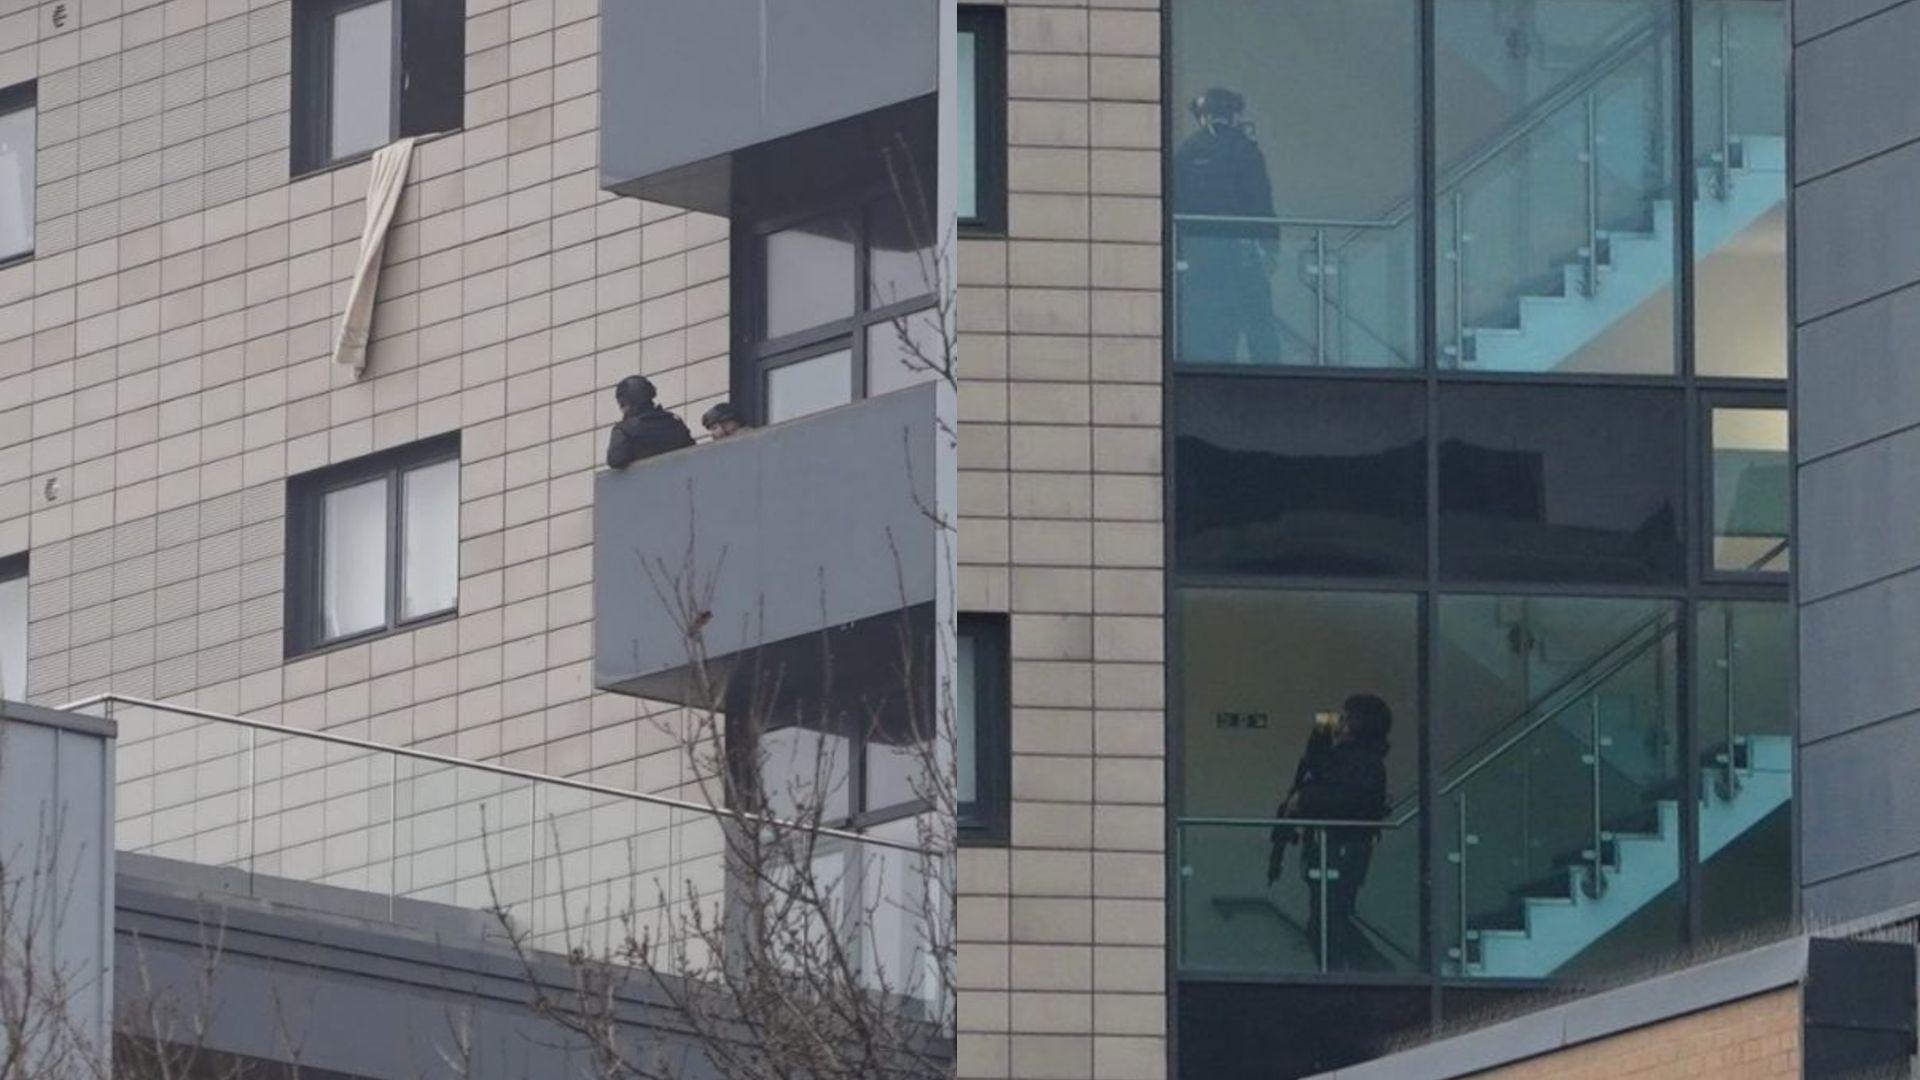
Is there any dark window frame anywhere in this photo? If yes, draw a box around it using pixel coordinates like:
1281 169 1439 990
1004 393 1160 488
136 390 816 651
735 191 940 425
289 0 464 177
0 80 35 268
0 551 27 701
284 433 460 658
958 612 1011 845
958 6 1007 237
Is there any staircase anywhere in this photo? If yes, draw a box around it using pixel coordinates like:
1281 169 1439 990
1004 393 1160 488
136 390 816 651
1464 733 1790 978
1462 135 1786 372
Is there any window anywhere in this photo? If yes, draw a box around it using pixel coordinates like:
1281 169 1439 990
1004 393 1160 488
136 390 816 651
957 613 1009 843
0 82 33 264
1438 385 1686 585
1176 588 1422 975
0 554 25 700
285 435 459 655
291 0 463 174
745 193 941 424
958 7 1006 236
1708 405 1788 575
1435 594 1682 978
1171 0 1416 368
1175 377 1427 580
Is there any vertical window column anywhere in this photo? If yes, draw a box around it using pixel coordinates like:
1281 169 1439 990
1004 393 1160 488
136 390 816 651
0 82 35 264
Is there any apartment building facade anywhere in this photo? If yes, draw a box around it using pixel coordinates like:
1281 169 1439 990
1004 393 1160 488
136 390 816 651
0 0 1830 1078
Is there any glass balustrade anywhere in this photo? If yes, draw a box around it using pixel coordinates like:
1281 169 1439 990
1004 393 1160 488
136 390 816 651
92 696 946 1019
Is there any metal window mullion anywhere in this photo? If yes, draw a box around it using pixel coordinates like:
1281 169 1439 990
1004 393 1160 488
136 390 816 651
1674 0 1705 951
1418 0 1442 1017
852 205 872 402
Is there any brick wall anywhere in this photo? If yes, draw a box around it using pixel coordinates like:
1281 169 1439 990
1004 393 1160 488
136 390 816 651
1468 988 1801 1080
953 2 1165 1078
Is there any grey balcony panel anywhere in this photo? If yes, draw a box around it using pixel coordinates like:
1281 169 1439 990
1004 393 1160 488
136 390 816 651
600 0 938 213
594 383 941 705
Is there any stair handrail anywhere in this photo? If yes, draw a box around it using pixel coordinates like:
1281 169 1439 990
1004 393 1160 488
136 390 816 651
1380 605 1679 828
1281 7 1678 363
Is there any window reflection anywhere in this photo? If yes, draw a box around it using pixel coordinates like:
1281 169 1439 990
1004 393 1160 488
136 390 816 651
763 218 856 340
0 562 25 700
765 349 853 423
330 0 394 160
321 479 390 640
0 98 31 261
1696 600 1793 940
1175 378 1426 579
401 459 460 619
1439 385 1685 584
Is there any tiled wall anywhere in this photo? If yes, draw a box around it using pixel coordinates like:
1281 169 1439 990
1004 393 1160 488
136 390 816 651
0 0 1168 1076
1470 988 1800 1079
953 3 1165 1077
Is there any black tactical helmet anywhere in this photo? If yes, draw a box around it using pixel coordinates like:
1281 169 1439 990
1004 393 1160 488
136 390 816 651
1190 87 1246 121
701 401 742 429
614 374 657 410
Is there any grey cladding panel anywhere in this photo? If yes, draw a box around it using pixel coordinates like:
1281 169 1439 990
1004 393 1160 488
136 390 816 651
1797 0 1909 42
1802 716 1920 886
1794 138 1920 321
1805 850 1920 924
1795 1 1920 180
600 0 938 204
1795 281 1920 460
1800 568 1920 742
1797 428 1920 601
594 384 940 702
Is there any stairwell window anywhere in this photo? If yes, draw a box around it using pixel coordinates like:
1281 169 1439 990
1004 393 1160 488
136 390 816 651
0 554 26 700
0 82 34 265
285 435 459 656
291 0 463 174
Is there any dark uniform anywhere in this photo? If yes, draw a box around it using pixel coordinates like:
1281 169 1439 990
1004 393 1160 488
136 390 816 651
1173 121 1283 364
605 404 694 468
1269 708 1393 973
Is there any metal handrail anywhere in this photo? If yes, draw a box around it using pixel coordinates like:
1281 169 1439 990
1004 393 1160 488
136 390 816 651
62 692 924 854
1436 611 1676 801
1176 815 1403 831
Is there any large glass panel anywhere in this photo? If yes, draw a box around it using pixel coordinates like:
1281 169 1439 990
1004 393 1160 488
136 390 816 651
329 0 394 161
1710 406 1788 573
1692 0 1786 380
763 218 857 340
869 199 937 309
400 458 459 619
866 309 945 395
1171 0 1418 368
1177 589 1421 975
1435 0 1677 374
0 567 25 700
765 349 853 424
1179 982 1431 1080
1439 385 1685 584
1175 378 1426 579
321 478 390 640
1435 595 1681 979
1696 600 1792 941
957 27 979 222
0 102 32 261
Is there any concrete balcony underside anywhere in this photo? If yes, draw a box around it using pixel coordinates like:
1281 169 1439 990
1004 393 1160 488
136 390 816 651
594 383 942 708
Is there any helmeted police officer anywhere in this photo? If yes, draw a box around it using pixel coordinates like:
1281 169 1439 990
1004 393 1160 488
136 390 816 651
1173 87 1283 364
605 375 695 469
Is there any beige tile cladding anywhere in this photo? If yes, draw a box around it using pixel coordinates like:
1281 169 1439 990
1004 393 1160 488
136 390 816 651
955 2 1165 1078
1468 987 1802 1079
0 0 1166 1075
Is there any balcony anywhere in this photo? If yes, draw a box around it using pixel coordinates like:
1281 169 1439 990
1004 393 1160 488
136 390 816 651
594 381 946 710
